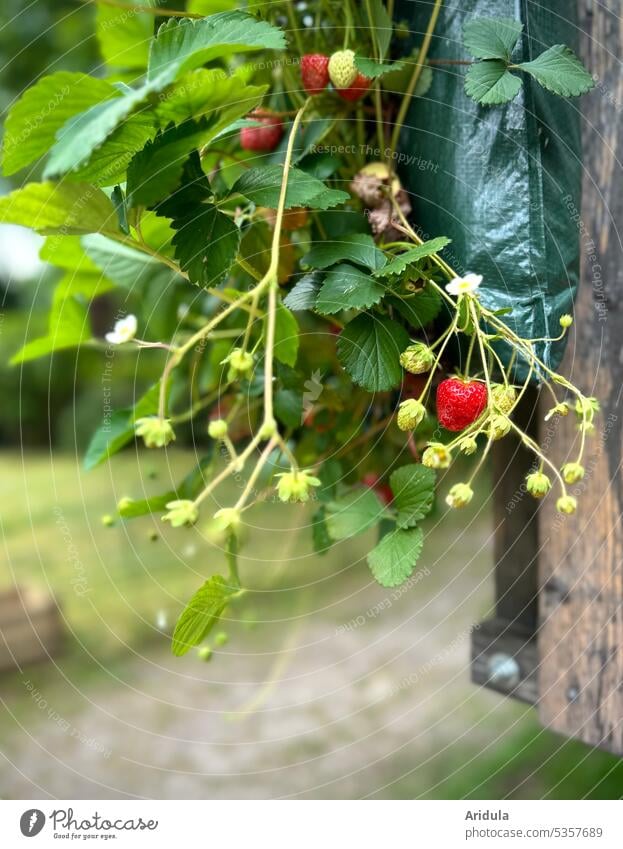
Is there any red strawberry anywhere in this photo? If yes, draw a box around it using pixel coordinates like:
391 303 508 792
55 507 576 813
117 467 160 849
240 112 284 152
362 473 393 506
436 378 487 432
301 54 330 95
337 73 372 102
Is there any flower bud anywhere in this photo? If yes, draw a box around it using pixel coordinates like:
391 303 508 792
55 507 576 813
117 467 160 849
562 462 585 484
101 514 115 527
223 347 254 375
198 646 213 662
458 436 478 455
491 384 517 414
488 414 511 440
135 416 175 448
544 402 569 421
559 314 573 329
399 342 435 375
556 494 577 515
258 418 277 440
213 507 242 532
526 471 551 499
422 442 452 469
445 482 473 508
397 399 426 431
276 469 321 503
208 419 228 440
162 499 198 527
575 396 600 420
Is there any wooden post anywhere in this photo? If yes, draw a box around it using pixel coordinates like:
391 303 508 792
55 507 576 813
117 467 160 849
537 0 623 755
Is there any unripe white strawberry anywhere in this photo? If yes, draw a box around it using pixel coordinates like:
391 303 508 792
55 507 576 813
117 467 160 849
328 49 357 89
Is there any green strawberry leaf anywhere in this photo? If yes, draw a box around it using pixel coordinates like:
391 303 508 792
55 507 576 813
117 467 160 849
302 233 387 272
315 263 386 315
337 314 409 392
389 465 436 528
325 488 385 540
388 285 443 329
96 0 156 70
464 61 522 105
231 165 349 210
0 181 119 236
355 56 404 80
368 527 424 587
374 237 450 278
463 17 523 61
283 273 324 311
517 45 595 97
271 301 300 367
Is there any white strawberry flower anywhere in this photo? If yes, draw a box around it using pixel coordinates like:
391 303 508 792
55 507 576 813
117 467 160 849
105 314 137 345
445 273 483 296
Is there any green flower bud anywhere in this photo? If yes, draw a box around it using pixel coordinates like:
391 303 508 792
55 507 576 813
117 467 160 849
575 396 600 420
491 384 517 414
445 482 473 509
544 402 569 421
276 469 321 503
213 631 228 647
101 514 115 527
197 646 213 662
397 399 426 431
559 314 573 329
458 436 478 455
135 416 175 448
162 499 198 528
399 342 435 375
208 418 228 440
213 507 242 532
526 471 551 499
488 414 511 440
556 495 577 515
422 442 452 469
562 462 585 484
222 347 254 375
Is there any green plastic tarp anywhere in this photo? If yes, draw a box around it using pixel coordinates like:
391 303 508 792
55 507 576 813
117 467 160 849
394 0 583 378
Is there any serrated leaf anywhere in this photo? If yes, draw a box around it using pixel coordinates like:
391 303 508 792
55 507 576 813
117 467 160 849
148 12 286 82
283 273 323 311
464 61 522 106
40 235 100 273
355 56 404 79
1 72 117 176
271 301 299 367
389 464 436 528
126 118 215 208
0 181 119 236
158 152 239 286
368 527 424 588
96 0 156 70
83 383 161 470
315 263 385 315
367 0 392 60
517 44 595 97
374 237 450 278
337 314 409 392
325 488 384 540
171 575 236 656
388 285 442 328
231 165 349 210
312 508 333 555
464 17 523 61
10 277 91 365
303 233 386 272
155 67 266 127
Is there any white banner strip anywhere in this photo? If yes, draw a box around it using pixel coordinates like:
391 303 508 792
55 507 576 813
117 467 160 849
1 800 622 848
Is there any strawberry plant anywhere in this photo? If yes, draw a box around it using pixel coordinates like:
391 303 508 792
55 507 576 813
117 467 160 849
1 1 597 660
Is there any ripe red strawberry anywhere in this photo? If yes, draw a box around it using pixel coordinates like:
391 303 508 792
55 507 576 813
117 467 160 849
337 73 372 102
436 378 487 432
240 112 284 152
362 473 393 506
301 54 330 95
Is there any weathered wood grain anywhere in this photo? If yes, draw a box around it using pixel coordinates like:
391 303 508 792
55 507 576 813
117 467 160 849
538 0 623 755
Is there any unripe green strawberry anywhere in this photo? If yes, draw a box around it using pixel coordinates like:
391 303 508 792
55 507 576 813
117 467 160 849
328 49 357 89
